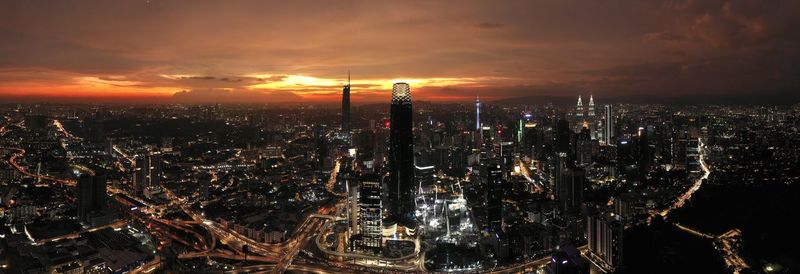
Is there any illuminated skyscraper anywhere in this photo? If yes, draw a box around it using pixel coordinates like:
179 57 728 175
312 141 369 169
342 71 351 142
576 95 584 118
487 162 504 232
359 177 382 253
605 104 614 145
476 96 481 131
388 83 415 227
588 95 595 117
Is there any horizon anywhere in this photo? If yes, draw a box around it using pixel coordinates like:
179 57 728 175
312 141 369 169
2 1 798 104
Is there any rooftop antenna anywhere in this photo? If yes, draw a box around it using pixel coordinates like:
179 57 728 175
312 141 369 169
347 69 350 87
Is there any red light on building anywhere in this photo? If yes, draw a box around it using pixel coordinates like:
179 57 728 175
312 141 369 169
384 119 391 129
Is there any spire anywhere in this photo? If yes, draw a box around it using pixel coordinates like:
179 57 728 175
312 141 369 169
347 69 350 87
589 94 594 106
577 95 583 106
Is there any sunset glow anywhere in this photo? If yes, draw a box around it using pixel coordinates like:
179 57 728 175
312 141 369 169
0 1 797 103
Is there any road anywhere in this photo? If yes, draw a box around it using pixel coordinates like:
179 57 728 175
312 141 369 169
272 216 327 273
2 147 76 186
659 138 711 218
516 158 544 193
34 220 127 244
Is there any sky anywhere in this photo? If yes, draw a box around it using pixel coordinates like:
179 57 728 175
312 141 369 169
1 0 798 104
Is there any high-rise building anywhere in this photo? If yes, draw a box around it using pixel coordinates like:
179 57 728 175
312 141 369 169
77 175 94 222
342 72 351 142
388 83 415 228
575 96 584 119
150 153 162 186
576 126 593 167
487 163 505 232
587 213 624 271
134 153 161 195
358 175 382 253
315 124 328 171
345 172 359 236
77 173 107 223
605 104 614 145
588 95 595 117
475 96 481 131
555 118 572 155
134 156 150 194
556 164 584 215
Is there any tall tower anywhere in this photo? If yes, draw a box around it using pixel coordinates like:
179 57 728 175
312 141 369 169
77 173 107 223
134 156 150 195
605 104 614 145
588 95 595 117
475 96 481 131
315 124 327 171
342 71 351 142
388 83 415 228
77 174 94 222
576 95 584 118
487 162 504 232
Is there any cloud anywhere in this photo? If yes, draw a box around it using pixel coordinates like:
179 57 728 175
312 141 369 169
472 22 505 30
650 0 800 49
0 0 798 103
172 88 303 103
0 29 145 74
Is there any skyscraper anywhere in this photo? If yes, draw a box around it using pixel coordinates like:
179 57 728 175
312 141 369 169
134 153 161 196
556 163 584 215
77 174 94 222
315 124 327 171
358 175 382 253
77 173 107 223
487 162 505 232
150 153 161 186
475 96 481 131
605 104 614 145
555 118 572 155
342 71 351 142
588 213 624 271
134 156 150 194
388 82 415 228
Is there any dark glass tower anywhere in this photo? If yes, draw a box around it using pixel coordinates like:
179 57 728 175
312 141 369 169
77 173 107 223
342 72 351 142
315 124 327 171
487 162 504 232
388 83 415 227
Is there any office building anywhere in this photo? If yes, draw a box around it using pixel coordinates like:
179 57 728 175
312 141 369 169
342 72 351 142
604 104 614 145
77 173 107 223
487 163 505 232
359 176 382 253
587 213 624 271
388 83 415 228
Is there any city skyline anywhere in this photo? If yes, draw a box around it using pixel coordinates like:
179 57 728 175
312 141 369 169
1 2 799 273
2 1 799 104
